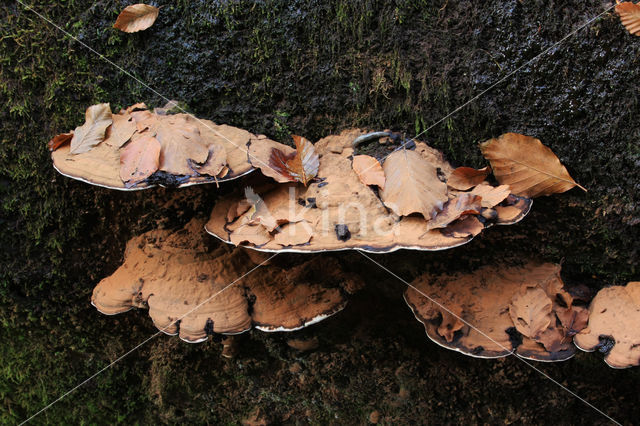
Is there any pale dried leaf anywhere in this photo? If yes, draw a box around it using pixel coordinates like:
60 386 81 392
113 4 159 33
616 2 640 36
230 224 271 246
104 113 137 148
352 155 385 187
469 183 511 208
119 133 161 185
189 142 227 177
555 306 589 337
70 103 113 154
273 221 313 246
380 149 448 219
480 133 585 197
447 166 491 190
426 194 482 231
134 113 209 175
509 285 554 339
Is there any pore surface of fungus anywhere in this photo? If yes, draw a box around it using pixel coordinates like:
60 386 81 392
50 103 259 190
92 218 362 342
404 262 582 362
574 281 640 368
206 129 532 253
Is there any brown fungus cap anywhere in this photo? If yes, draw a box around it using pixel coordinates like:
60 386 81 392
574 281 640 369
91 218 361 342
404 263 580 362
206 129 532 253
51 104 257 190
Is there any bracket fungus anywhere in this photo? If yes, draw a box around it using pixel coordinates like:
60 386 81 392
206 129 532 253
49 103 262 190
404 263 586 362
574 282 640 368
91 218 362 343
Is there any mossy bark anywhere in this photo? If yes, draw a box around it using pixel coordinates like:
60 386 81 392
1 1 638 423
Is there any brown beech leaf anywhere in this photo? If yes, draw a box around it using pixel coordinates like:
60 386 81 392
509 285 554 339
426 194 482 231
555 306 589 337
189 143 227 177
469 183 511 208
104 113 137 148
447 166 491 190
113 4 159 33
380 149 448 219
268 135 319 186
352 155 385 187
133 113 209 175
48 132 73 151
616 2 640 36
119 134 161 185
480 133 586 197
70 103 113 154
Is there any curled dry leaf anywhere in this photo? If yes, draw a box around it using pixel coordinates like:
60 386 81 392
268 135 319 186
48 132 73 151
447 166 491 190
616 2 640 36
574 282 640 368
380 149 448 220
480 133 586 198
119 134 161 186
352 155 385 187
425 194 482 232
70 103 113 154
113 4 159 33
508 285 554 339
469 183 510 208
104 113 137 148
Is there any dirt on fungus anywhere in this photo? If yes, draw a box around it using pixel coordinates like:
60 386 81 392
1 0 639 424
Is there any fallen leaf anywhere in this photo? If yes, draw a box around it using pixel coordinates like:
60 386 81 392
113 4 159 33
555 305 589 337
480 133 586 197
230 224 271 246
616 2 640 36
123 103 147 114
269 135 319 186
189 143 227 177
440 215 484 238
48 132 73 151
469 183 510 208
426 194 482 231
273 221 313 246
380 149 448 219
119 133 161 185
352 155 385 187
70 103 113 154
536 325 569 353
133 113 210 175
437 305 465 343
509 285 554 339
447 166 491 190
104 113 137 148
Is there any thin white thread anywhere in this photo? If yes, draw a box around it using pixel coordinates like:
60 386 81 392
19 252 278 425
357 250 621 426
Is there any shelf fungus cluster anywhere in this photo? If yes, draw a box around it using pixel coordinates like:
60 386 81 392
404 263 590 362
49 102 263 190
49 104 638 368
92 218 363 343
205 129 532 253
